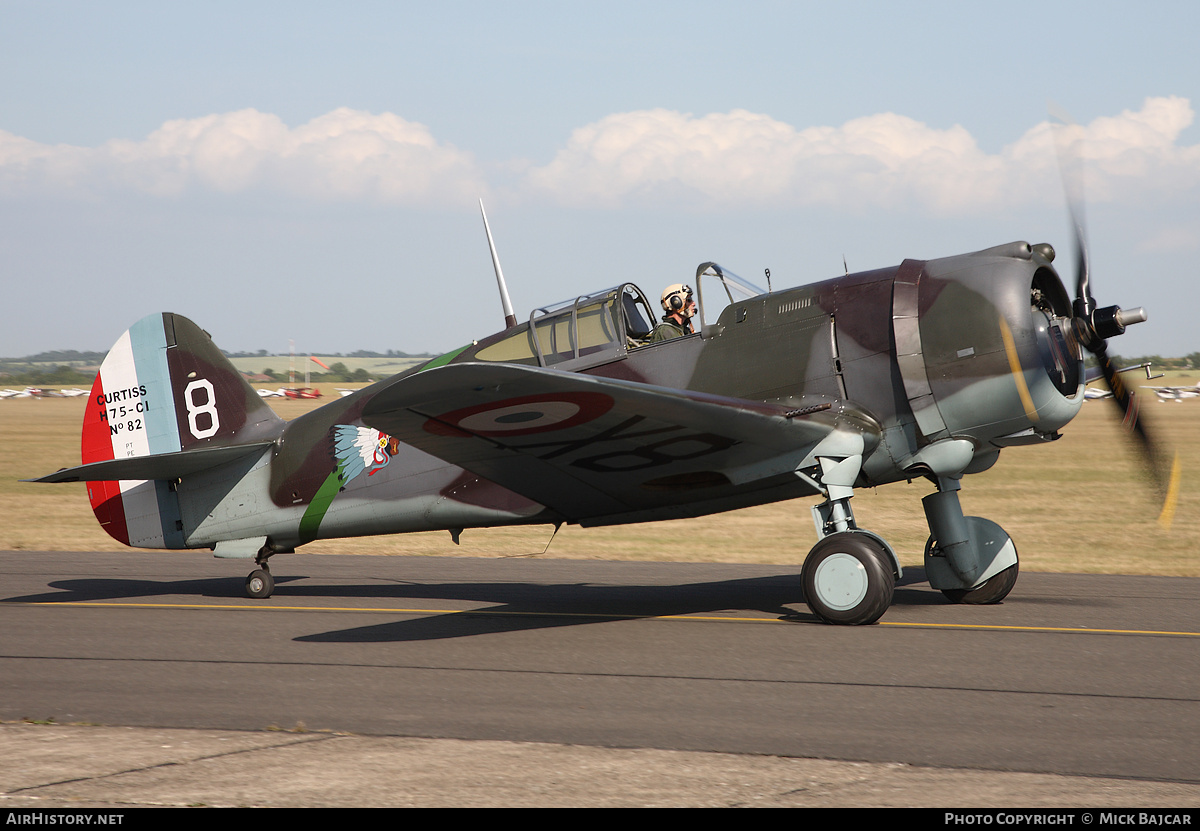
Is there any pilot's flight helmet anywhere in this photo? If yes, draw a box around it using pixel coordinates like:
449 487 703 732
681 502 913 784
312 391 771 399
661 284 695 315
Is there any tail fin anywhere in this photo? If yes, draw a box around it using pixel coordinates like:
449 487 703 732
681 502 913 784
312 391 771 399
80 313 283 548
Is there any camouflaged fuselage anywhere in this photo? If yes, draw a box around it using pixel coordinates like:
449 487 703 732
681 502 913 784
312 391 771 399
247 241 1082 550
54 241 1083 554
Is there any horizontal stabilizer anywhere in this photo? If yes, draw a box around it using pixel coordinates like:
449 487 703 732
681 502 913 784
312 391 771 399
28 442 274 484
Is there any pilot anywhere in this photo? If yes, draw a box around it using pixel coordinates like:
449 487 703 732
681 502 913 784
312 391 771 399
650 284 696 342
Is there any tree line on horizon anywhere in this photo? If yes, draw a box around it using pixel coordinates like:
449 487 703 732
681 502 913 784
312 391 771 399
4 351 1199 388
221 348 433 359
258 363 376 384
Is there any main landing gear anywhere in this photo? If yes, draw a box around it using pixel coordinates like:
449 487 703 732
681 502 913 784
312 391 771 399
802 531 895 625
801 444 901 625
921 482 1019 605
937 556 1019 605
800 444 1018 625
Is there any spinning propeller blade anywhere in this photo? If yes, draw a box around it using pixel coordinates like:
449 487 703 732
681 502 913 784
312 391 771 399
1051 108 1178 525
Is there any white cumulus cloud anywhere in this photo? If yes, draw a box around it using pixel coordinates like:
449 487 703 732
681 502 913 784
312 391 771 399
2 99 1196 215
524 97 1200 213
0 108 487 205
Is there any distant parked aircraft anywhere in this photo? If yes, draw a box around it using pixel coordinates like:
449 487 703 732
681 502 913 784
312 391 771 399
1150 381 1200 402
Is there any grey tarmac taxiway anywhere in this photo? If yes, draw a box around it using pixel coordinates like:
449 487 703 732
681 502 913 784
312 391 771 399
1 550 1198 807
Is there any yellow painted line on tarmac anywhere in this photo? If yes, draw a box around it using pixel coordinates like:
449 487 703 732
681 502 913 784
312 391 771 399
878 621 1200 637
22 601 1200 637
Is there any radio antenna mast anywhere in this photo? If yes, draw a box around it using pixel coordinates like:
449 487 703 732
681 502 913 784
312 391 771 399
480 199 518 329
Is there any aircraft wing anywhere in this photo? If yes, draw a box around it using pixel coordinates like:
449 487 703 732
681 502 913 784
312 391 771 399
362 363 879 522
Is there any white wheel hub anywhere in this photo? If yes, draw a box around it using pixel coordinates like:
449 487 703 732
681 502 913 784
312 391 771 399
812 552 869 611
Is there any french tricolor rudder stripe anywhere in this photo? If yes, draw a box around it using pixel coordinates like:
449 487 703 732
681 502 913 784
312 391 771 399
82 314 186 549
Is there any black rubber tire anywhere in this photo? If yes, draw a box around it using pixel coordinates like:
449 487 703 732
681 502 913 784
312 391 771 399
245 568 274 599
802 532 895 625
941 562 1019 605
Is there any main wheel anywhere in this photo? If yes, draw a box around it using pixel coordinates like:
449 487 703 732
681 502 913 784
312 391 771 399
802 532 895 625
246 568 274 599
924 517 1019 605
940 562 1019 604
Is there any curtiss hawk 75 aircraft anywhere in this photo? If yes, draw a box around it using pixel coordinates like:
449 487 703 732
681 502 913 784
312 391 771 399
30 201 1173 625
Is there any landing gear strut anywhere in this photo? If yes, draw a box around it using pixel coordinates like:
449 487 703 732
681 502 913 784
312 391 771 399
922 478 1019 604
801 445 900 625
245 546 276 599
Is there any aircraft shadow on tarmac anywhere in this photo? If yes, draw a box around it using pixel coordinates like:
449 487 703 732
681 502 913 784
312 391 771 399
4 568 950 643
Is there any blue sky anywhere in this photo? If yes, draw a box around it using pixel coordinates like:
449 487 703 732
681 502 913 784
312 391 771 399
2 1 1198 359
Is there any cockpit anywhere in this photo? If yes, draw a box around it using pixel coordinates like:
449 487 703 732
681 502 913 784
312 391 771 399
692 262 766 330
465 264 765 370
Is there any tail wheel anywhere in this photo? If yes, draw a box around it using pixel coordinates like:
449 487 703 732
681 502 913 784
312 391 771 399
246 568 274 599
802 532 895 625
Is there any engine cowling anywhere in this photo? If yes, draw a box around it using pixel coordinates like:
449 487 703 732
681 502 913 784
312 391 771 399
892 241 1084 457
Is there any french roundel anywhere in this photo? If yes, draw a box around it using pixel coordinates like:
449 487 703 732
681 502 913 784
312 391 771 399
425 391 614 437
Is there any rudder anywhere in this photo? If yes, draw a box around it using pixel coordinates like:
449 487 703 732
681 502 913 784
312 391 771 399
82 313 283 548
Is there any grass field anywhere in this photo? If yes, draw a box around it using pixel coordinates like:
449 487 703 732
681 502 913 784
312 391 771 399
2 384 1197 575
